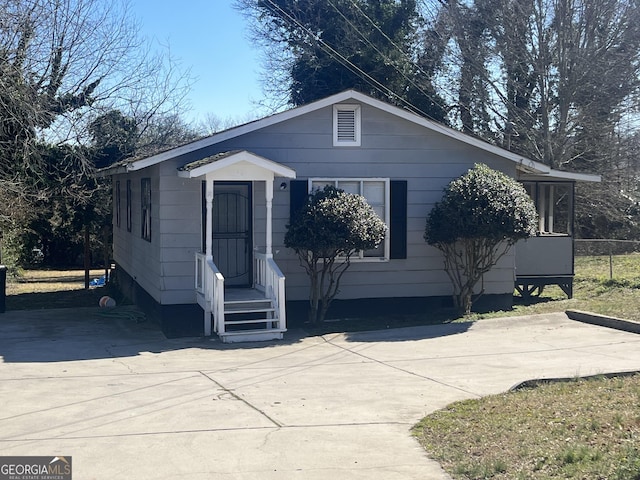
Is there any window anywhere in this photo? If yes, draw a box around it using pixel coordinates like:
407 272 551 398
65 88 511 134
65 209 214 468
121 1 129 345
333 104 361 146
310 178 389 260
126 180 132 232
141 178 151 241
115 181 121 228
523 181 573 235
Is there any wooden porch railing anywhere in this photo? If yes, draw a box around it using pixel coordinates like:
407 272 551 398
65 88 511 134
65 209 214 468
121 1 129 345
195 252 225 336
196 251 286 337
254 251 287 330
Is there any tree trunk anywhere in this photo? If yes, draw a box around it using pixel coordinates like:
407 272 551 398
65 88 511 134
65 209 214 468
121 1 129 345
84 224 90 290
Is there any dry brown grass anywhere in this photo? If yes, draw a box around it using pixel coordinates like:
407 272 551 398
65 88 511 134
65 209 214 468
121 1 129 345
414 374 640 479
5 269 115 310
468 254 640 322
6 269 105 295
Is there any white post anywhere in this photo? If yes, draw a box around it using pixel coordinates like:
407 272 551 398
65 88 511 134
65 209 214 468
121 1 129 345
204 178 214 336
265 179 273 258
538 184 546 233
548 184 554 233
205 179 214 260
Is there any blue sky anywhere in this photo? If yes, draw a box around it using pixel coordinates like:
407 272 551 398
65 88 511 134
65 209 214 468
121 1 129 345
129 1 264 124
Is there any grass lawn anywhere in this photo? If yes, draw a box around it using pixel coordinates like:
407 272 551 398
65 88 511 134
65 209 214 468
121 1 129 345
5 268 121 310
411 253 640 480
413 374 640 479
464 253 640 323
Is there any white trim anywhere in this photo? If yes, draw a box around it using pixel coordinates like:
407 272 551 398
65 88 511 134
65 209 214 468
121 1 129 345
120 89 596 182
125 91 366 172
333 104 361 146
309 177 390 262
177 150 296 179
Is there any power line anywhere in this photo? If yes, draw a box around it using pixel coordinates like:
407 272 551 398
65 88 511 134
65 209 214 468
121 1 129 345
259 0 541 145
260 0 445 121
260 0 406 103
326 0 450 118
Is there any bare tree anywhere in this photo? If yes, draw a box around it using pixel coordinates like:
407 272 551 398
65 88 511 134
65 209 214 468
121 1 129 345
0 0 191 225
438 0 640 171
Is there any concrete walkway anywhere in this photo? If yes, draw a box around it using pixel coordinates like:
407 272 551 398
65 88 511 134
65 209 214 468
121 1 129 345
2 308 640 479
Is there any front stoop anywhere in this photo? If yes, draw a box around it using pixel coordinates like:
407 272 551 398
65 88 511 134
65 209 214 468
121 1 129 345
219 293 286 343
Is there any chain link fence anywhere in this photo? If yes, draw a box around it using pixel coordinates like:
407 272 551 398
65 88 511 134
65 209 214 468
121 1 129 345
575 239 640 256
574 239 640 280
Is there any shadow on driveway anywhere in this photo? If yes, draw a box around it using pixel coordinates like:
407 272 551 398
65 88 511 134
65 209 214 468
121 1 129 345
0 306 318 363
0 306 473 363
340 321 473 342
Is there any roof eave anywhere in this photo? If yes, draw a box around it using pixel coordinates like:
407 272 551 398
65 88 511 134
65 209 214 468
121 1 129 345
94 163 129 177
519 170 601 182
127 90 363 172
177 150 297 179
117 89 600 183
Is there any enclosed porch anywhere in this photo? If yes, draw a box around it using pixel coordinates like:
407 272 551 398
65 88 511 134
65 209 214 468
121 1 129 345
178 150 296 343
515 180 575 298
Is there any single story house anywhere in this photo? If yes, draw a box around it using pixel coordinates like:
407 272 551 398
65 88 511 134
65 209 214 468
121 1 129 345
100 90 600 342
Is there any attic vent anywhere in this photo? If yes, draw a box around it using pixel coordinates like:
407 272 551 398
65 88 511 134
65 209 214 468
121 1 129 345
333 104 361 146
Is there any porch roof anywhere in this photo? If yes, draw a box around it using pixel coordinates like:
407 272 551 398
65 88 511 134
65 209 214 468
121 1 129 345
518 168 600 183
177 150 296 180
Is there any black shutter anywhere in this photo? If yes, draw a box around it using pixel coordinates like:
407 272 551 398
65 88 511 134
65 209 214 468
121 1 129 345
389 180 408 259
289 180 309 223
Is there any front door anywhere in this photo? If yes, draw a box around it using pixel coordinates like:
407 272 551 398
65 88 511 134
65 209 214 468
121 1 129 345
212 182 252 287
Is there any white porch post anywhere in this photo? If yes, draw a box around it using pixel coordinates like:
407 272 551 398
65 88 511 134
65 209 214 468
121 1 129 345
548 184 555 233
204 178 214 337
538 184 546 233
205 179 214 260
265 179 273 258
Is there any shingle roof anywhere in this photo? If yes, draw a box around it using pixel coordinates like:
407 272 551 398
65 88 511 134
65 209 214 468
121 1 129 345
177 150 243 172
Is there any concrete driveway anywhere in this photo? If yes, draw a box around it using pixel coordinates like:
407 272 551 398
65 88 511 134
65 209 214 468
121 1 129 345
1 307 640 479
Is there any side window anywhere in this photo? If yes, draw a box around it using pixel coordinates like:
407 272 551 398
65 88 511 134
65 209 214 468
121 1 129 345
141 178 151 242
115 180 121 228
126 180 132 232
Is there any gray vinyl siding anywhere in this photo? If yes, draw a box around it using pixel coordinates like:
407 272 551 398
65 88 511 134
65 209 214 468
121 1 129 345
112 167 162 303
199 103 517 302
157 161 202 304
114 101 520 305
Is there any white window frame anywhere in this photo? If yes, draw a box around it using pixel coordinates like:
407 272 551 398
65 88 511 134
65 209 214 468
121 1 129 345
308 178 390 262
333 104 361 147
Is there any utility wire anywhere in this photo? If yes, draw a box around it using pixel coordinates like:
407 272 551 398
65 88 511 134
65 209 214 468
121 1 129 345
325 0 450 119
260 0 407 105
260 0 538 145
341 0 450 107
260 0 444 121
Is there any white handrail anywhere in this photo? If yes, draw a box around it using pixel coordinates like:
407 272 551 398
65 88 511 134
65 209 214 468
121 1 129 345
196 251 286 337
254 252 287 330
195 252 225 336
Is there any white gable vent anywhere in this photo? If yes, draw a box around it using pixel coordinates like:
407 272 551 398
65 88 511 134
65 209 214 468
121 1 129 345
333 104 361 146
